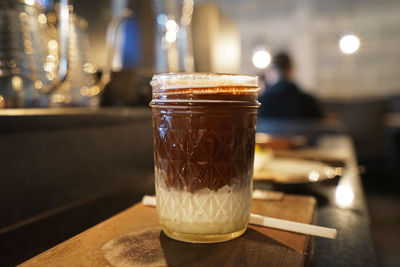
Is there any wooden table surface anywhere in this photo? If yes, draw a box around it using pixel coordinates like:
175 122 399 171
21 194 316 267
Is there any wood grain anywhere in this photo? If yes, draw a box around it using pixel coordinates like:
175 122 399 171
20 195 316 267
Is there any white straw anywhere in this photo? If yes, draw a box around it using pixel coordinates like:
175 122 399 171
249 214 337 239
141 195 337 239
142 195 157 207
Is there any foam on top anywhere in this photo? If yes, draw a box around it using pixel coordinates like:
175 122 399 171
150 73 259 92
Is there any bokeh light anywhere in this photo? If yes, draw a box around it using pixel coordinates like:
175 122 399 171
252 50 271 69
25 0 35 6
166 31 177 43
339 35 360 54
156 14 168 25
166 19 179 32
335 184 355 207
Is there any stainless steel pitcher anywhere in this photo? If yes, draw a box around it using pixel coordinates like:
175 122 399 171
46 6 132 107
0 0 131 108
0 0 69 108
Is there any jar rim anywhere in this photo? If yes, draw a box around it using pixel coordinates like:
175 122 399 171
150 72 259 91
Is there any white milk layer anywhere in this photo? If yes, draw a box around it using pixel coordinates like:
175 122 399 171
156 183 252 235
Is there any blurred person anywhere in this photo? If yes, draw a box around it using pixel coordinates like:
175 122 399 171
258 52 322 119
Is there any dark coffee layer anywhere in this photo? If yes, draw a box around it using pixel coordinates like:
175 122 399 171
152 91 258 192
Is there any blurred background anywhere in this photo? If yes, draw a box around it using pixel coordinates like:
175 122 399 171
0 0 399 266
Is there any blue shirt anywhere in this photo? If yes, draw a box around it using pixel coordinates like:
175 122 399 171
258 79 322 119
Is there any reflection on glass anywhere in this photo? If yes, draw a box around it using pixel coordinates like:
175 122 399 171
165 31 177 43
38 13 47 24
83 62 97 74
48 39 58 50
80 87 89 96
181 0 194 26
165 19 179 43
89 85 100 96
51 93 65 104
308 170 320 182
154 0 194 72
166 19 179 32
335 184 355 207
34 80 43 90
11 76 23 91
24 0 34 7
0 0 70 107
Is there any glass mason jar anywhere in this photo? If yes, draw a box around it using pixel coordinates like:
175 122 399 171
150 73 260 243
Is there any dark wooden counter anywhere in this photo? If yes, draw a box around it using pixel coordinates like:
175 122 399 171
0 108 155 266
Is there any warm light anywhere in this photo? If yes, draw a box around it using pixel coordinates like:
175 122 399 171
7 60 16 68
89 85 100 96
80 87 89 96
212 17 241 73
51 94 65 103
38 13 47 24
339 35 360 54
165 19 179 43
181 17 192 26
0 95 5 109
24 40 32 48
25 0 35 6
166 31 177 43
252 50 271 69
19 12 28 21
165 19 179 32
47 55 56 62
11 76 23 91
335 184 355 207
308 170 320 182
34 80 43 89
182 0 194 16
47 13 57 24
181 0 194 25
325 168 337 179
44 62 55 72
48 39 58 50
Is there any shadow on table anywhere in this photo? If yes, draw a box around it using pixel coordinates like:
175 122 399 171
160 228 303 266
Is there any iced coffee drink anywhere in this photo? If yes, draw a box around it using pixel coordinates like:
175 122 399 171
150 73 260 243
